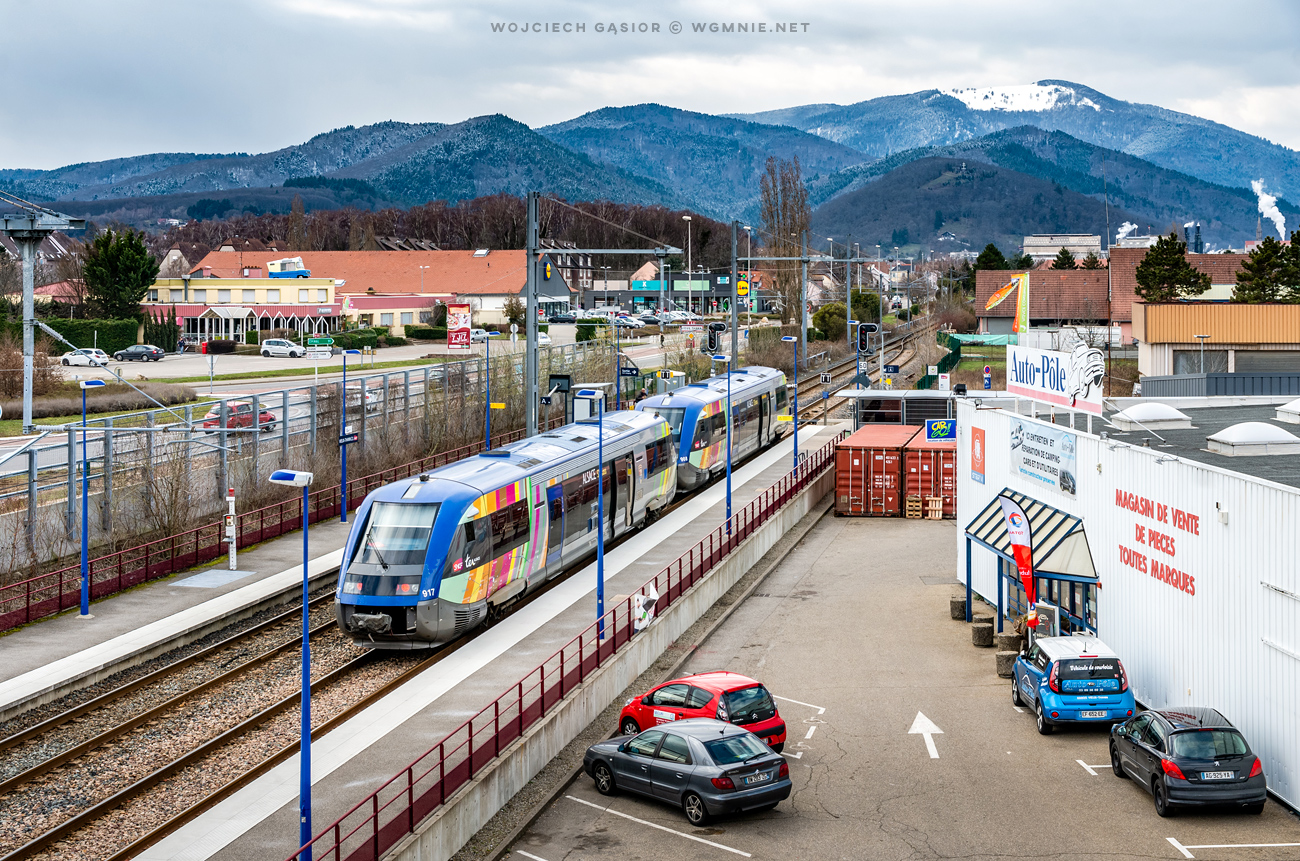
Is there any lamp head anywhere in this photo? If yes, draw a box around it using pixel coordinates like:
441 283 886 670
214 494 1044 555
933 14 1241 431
780 335 797 343
79 380 106 390
342 349 361 355
711 354 728 362
268 469 314 487
574 388 604 401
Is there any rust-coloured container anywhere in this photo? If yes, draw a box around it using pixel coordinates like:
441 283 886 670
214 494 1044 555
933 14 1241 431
904 436 958 519
834 425 921 516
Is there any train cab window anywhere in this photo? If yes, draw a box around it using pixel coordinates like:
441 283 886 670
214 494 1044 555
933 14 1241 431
656 407 686 444
353 502 439 567
489 499 530 559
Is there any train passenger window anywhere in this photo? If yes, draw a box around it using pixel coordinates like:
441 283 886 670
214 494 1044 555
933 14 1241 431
489 499 530 560
776 385 788 411
547 494 564 552
459 516 491 570
563 472 597 540
646 437 671 476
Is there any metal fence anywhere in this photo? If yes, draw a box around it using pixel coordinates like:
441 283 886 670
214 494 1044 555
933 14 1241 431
291 432 845 861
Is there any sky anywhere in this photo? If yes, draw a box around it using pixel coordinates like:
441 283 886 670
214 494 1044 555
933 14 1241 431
2 0 1298 170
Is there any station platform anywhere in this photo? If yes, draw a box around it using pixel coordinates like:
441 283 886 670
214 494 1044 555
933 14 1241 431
125 423 842 861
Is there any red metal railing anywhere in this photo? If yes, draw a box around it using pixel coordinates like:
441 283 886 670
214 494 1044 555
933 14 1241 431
291 432 845 861
0 421 561 634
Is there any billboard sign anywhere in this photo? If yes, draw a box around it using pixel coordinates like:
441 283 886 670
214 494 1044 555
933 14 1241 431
925 418 956 441
448 303 472 352
970 426 985 484
1006 344 1105 414
1010 418 1077 498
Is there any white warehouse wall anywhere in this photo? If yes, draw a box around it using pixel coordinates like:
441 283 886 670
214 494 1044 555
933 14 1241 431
955 399 1300 808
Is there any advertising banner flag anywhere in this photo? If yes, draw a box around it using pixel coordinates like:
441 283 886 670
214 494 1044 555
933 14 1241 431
984 277 1019 310
448 303 472 352
1013 273 1030 334
998 494 1038 627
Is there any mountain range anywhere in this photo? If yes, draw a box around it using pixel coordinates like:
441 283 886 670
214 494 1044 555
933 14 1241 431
2 80 1294 250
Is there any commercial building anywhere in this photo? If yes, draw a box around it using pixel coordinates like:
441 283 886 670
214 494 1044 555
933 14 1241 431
1021 234 1101 264
1133 301 1300 376
956 391 1300 810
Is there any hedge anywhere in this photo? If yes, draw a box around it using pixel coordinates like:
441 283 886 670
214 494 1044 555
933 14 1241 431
381 336 408 347
404 326 446 340
34 318 139 355
244 331 259 345
576 323 598 342
207 339 238 354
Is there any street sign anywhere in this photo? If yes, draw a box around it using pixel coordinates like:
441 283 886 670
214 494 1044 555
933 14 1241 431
657 369 674 379
681 325 704 334
620 366 640 377
777 415 793 422
821 391 829 399
306 348 332 360
925 418 956 441
927 365 938 376
307 337 334 346
938 373 951 392
540 396 552 405
338 432 359 445
983 373 992 390
983 365 992 375
820 373 832 384
737 280 749 296
490 402 506 409
885 365 900 374
883 376 893 389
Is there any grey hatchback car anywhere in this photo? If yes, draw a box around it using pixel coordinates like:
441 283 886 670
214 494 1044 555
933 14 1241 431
583 718 791 825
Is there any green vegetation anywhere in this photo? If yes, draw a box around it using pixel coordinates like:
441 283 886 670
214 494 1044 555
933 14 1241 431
83 227 159 318
811 302 848 341
165 355 453 384
1232 232 1300 303
1135 232 1210 302
1051 247 1077 269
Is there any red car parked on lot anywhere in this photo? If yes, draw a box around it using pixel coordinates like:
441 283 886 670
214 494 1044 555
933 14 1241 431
618 671 787 752
201 401 277 432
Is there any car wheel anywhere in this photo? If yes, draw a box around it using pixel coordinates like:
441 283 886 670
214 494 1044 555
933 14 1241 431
1011 678 1023 707
262 350 271 357
1153 777 1175 817
1110 743 1126 779
61 358 69 365
1245 802 1265 815
682 792 710 826
619 717 640 736
592 762 616 796
1035 702 1052 735
770 742 784 753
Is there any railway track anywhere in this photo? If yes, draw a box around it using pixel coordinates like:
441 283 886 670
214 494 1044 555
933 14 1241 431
793 326 930 425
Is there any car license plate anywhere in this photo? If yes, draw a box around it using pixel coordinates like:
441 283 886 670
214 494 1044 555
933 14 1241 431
1201 771 1234 780
1079 710 1107 718
743 772 772 786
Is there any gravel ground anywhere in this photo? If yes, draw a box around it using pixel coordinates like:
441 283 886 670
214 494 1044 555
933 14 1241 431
448 498 831 861
0 607 368 857
30 655 424 861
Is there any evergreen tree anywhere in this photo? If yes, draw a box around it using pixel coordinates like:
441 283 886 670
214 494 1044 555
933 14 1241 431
1051 247 1077 270
1232 235 1287 303
850 290 880 324
82 228 160 319
974 243 1008 271
1009 252 1035 269
1134 232 1210 302
1080 251 1104 270
1282 230 1300 302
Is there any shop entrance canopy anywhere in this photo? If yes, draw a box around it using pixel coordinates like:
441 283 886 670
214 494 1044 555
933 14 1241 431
965 489 1097 582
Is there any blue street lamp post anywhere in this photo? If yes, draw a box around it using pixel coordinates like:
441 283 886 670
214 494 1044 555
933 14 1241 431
269 468 314 861
781 335 798 470
483 332 500 449
78 379 105 617
340 349 361 523
575 389 606 638
711 354 733 527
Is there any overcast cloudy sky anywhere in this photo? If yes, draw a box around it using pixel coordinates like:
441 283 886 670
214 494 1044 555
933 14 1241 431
3 0 1297 169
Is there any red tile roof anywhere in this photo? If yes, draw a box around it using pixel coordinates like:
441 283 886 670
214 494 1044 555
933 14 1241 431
1108 248 1248 322
188 250 555 296
975 270 1111 322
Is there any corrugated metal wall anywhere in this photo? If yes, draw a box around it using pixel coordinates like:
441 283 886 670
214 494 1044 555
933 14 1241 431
1140 302 1300 344
1142 373 1300 397
956 400 1300 808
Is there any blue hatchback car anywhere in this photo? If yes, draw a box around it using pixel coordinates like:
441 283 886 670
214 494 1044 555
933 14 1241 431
1012 636 1136 733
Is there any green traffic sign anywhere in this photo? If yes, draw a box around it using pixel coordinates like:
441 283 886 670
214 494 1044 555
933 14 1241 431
307 337 334 346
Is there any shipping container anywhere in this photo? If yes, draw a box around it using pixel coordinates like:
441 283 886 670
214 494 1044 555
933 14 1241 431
904 436 957 518
834 425 920 516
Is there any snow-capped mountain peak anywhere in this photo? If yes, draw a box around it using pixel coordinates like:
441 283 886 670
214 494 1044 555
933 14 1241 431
942 83 1101 112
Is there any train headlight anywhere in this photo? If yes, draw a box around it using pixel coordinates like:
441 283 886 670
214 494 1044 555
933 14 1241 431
342 581 363 595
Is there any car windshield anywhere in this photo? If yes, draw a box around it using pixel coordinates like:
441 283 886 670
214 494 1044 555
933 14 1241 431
703 733 770 765
724 686 775 723
354 502 439 566
1170 729 1248 759
1058 658 1123 692
655 407 686 444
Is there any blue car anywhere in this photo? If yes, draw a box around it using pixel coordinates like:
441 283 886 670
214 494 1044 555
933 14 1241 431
1012 636 1136 734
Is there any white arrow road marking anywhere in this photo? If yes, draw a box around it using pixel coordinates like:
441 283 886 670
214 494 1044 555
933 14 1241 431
909 711 943 759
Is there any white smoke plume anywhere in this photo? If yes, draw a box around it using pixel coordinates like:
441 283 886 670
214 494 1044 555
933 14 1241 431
1184 221 1196 228
1252 179 1286 239
1115 221 1138 243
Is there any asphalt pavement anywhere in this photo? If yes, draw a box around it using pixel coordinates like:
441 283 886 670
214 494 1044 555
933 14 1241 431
508 516 1300 861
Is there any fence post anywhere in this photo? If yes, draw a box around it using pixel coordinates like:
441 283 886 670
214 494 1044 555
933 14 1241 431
360 374 368 449
144 412 155 515
311 384 319 454
218 400 229 502
371 794 380 860
281 389 290 465
403 370 411 444
251 392 260 482
65 427 76 536
101 418 113 532
26 447 37 554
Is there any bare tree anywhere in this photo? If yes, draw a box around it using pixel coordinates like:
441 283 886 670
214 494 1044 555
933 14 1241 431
759 156 810 324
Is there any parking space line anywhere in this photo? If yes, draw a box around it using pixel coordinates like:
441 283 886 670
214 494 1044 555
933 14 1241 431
772 694 826 714
1076 760 1109 776
804 726 817 740
1012 706 1025 714
513 852 550 861
785 751 803 759
1169 837 1300 859
566 796 753 857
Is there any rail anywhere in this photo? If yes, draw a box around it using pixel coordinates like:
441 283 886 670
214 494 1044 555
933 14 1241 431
0 420 560 634
290 431 845 861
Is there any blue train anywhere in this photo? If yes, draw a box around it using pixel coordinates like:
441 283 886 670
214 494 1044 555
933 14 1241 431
335 409 676 648
637 366 789 491
335 366 790 649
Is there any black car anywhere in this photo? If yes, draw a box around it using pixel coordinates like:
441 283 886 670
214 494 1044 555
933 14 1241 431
547 312 577 323
583 718 790 825
1110 707 1267 817
114 344 166 362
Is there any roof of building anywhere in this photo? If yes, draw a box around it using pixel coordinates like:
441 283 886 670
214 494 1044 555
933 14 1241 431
188 249 568 297
975 269 1111 321
33 280 80 300
1108 248 1248 322
1102 401 1300 489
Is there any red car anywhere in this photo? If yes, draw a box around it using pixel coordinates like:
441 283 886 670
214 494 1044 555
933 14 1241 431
201 401 277 432
618 671 787 752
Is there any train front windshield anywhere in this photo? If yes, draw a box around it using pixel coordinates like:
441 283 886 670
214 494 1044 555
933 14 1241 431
355 502 440 566
655 407 687 444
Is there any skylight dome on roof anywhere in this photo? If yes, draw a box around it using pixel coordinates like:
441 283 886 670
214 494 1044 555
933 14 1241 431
1275 398 1300 425
1110 402 1192 431
1206 422 1300 456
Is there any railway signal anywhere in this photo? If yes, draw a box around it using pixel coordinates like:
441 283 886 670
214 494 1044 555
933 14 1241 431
706 321 727 353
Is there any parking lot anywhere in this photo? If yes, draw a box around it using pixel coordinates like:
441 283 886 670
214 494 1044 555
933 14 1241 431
507 516 1300 861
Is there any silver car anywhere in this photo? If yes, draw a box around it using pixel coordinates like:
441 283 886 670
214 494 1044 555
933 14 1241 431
583 718 791 825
